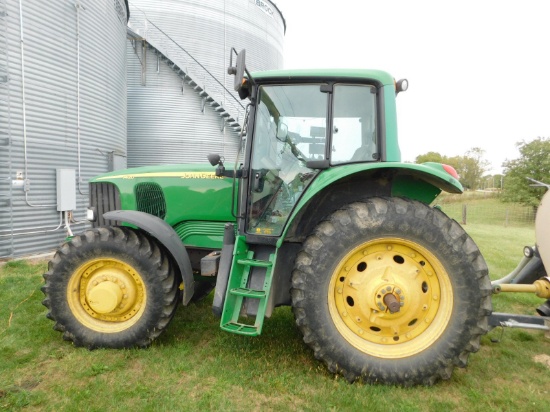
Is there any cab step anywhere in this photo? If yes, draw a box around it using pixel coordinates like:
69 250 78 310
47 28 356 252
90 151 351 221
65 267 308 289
229 288 266 298
236 258 272 268
220 236 275 336
221 322 261 336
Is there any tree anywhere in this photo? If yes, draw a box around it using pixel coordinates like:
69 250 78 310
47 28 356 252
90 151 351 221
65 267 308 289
415 147 490 190
456 148 490 190
483 174 504 190
415 152 445 164
502 137 550 207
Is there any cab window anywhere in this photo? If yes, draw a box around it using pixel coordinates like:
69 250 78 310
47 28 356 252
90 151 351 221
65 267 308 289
331 85 377 164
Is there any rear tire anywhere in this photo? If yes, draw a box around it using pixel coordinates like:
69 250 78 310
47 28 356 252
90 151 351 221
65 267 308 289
291 198 492 385
42 226 179 348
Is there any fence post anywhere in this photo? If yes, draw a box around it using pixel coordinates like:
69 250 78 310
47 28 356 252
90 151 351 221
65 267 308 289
462 204 467 225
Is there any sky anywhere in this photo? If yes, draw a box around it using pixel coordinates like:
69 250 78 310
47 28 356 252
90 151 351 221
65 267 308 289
271 0 550 174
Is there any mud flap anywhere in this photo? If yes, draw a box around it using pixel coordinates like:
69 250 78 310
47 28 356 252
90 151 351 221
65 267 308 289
212 223 236 317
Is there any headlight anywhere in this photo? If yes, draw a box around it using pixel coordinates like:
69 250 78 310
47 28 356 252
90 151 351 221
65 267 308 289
86 207 97 222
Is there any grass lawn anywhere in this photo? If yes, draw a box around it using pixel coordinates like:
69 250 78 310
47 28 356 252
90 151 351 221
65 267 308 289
1 223 549 411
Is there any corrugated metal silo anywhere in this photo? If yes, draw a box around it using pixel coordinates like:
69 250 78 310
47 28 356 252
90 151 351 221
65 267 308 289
126 0 285 166
1 0 128 258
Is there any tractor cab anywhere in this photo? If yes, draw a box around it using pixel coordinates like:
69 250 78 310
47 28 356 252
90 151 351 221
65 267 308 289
245 82 378 237
211 49 411 240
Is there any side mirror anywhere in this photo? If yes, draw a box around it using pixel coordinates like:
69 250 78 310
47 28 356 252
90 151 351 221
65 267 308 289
207 153 222 167
227 49 248 96
207 154 226 177
276 121 288 140
207 154 244 178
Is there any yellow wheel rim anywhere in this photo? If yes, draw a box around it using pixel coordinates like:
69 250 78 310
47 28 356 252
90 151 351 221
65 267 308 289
67 258 147 333
328 238 453 358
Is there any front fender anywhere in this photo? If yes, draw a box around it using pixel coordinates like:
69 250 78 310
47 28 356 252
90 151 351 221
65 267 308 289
103 210 195 305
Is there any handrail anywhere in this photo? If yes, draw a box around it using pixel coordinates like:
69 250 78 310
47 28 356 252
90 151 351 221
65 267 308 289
128 7 245 123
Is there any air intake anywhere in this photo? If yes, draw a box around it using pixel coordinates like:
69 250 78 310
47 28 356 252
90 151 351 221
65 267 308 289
135 182 167 219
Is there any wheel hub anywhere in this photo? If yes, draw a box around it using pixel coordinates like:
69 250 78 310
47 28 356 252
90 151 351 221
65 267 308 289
382 290 401 314
68 258 146 327
87 280 123 314
366 278 407 314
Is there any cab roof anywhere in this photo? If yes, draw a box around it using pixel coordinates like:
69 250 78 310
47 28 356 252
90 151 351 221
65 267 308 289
250 68 395 86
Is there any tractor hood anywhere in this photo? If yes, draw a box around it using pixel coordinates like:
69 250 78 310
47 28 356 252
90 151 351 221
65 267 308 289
90 163 236 231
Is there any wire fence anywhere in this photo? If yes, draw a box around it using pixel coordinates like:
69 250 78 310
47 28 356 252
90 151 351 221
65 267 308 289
435 192 536 227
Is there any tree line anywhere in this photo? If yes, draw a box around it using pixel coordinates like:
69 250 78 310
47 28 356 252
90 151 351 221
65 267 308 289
415 137 550 207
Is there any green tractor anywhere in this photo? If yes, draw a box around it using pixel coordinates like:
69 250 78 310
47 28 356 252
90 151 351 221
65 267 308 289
42 50 493 385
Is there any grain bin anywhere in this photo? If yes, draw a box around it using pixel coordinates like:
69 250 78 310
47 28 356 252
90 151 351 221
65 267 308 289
0 0 128 258
126 0 285 166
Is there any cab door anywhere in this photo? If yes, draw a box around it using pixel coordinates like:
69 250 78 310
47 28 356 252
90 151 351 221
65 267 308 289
245 84 327 236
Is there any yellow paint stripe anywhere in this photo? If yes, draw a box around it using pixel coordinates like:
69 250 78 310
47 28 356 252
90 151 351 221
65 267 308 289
96 172 223 180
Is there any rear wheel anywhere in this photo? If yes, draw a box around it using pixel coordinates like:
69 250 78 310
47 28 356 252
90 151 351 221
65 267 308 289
291 198 492 385
42 226 179 348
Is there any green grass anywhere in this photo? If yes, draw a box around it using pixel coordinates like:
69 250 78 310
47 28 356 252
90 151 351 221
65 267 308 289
1 222 549 411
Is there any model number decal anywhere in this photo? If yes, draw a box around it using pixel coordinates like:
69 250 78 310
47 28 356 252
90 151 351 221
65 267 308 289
179 172 223 179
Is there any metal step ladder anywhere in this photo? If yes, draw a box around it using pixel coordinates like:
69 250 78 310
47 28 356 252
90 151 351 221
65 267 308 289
220 236 276 336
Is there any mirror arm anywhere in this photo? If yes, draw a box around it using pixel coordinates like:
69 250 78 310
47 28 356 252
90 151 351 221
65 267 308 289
244 66 255 88
215 166 245 178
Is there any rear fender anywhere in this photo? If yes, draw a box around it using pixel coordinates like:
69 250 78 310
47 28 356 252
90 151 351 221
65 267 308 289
103 210 195 305
278 162 462 244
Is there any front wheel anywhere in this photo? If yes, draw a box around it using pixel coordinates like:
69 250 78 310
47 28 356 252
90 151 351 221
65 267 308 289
291 198 492 385
42 226 179 348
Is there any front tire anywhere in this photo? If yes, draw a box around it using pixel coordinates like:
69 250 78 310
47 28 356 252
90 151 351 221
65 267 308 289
42 226 179 348
291 198 492 385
